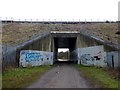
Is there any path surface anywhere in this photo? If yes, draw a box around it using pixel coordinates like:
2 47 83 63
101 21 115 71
28 63 94 88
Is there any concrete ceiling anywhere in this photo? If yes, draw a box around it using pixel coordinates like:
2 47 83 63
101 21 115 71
54 37 77 48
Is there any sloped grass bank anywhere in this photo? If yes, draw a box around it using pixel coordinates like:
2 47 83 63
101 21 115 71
0 73 2 89
75 65 119 88
2 65 53 88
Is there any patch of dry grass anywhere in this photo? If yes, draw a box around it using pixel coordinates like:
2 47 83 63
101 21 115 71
2 22 118 45
2 23 50 45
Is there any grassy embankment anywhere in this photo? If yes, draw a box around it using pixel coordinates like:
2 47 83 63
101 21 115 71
2 65 53 88
0 73 2 89
75 65 119 88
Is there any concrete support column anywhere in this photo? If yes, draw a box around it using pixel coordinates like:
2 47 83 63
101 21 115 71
49 37 51 52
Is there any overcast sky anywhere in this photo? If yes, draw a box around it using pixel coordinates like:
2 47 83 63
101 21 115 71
0 0 119 21
58 48 69 52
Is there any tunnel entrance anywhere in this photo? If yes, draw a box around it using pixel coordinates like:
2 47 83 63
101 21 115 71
53 37 77 63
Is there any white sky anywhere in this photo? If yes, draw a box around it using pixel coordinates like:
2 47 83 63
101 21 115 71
58 48 69 52
0 0 119 21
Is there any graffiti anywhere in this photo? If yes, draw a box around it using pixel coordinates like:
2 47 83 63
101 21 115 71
77 45 107 67
80 53 103 65
94 51 102 60
19 50 53 67
81 53 102 64
94 56 101 60
80 54 94 65
25 52 41 62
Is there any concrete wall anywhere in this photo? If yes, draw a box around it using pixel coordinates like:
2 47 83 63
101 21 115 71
16 34 51 67
70 49 78 63
77 46 107 67
2 33 51 69
2 31 119 69
76 34 117 52
73 34 119 68
71 46 119 68
76 34 97 48
19 50 53 67
107 51 119 68
2 47 17 68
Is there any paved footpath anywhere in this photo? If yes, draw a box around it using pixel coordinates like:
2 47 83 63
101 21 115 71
27 63 94 88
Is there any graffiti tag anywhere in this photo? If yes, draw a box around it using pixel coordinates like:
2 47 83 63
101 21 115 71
25 52 41 62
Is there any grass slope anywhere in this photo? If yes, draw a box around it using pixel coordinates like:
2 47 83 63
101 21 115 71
0 73 2 89
75 65 119 88
2 23 118 45
2 65 53 88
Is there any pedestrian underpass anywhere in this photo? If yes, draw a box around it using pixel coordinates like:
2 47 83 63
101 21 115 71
2 30 119 69
51 31 78 63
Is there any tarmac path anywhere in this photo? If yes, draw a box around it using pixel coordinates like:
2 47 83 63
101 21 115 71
28 62 94 88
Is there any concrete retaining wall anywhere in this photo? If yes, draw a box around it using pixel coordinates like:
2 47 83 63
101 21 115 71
2 32 51 69
72 46 119 68
107 51 119 68
77 34 117 52
2 31 119 69
2 46 17 69
77 45 107 67
19 50 53 67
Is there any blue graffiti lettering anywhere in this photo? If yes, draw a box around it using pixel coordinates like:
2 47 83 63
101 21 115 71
25 52 41 62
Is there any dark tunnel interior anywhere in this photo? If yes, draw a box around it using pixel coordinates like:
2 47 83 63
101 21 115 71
53 37 77 63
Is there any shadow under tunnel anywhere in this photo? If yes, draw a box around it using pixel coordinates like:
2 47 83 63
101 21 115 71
54 61 75 66
53 37 77 64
